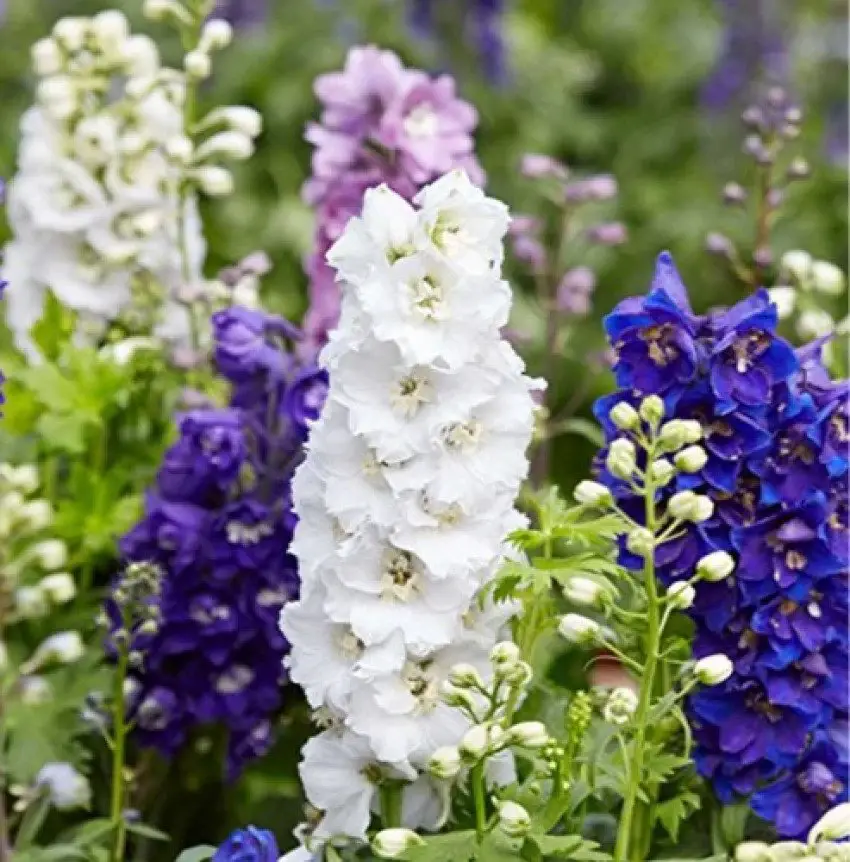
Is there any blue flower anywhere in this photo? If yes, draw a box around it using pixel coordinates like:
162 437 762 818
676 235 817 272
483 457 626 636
213 826 279 862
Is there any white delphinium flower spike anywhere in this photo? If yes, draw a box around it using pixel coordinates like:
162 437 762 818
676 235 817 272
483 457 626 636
281 173 538 846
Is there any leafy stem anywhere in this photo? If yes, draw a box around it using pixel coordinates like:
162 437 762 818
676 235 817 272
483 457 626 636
470 762 487 843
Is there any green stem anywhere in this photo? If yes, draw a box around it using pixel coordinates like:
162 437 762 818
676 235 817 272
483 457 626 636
109 644 130 862
470 762 487 842
613 471 661 862
379 782 402 830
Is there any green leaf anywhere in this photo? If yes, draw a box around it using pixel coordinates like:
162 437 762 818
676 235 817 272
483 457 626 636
173 846 217 862
35 411 89 455
404 831 478 862
655 791 702 842
125 822 170 842
477 832 526 861
529 833 611 860
63 819 115 847
551 417 605 447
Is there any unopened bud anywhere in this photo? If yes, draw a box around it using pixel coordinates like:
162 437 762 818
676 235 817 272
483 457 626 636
39 573 76 604
668 490 714 523
184 50 212 79
195 131 254 161
606 439 636 480
558 614 600 645
490 641 521 670
809 802 850 844
460 724 504 761
587 222 627 246
53 17 88 52
199 19 234 51
734 841 772 862
798 309 835 340
610 402 640 430
667 581 695 610
780 250 812 283
372 828 424 858
648 458 675 486
626 527 654 558
30 539 68 570
811 261 846 296
448 663 485 690
427 746 461 780
507 721 550 749
497 801 531 837
439 681 477 712
20 499 53 531
603 687 638 725
521 153 568 180
563 577 607 607
30 632 85 668
694 654 733 686
706 232 734 257
504 660 533 688
191 166 234 197
203 106 263 138
31 38 63 76
573 481 613 508
675 445 708 473
638 395 664 426
36 763 92 811
786 157 810 181
696 551 735 582
768 286 796 319
15 586 49 619
722 182 747 205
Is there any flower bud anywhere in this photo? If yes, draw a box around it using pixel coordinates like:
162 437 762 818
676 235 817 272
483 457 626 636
809 802 850 844
768 286 797 319
734 841 772 862
191 166 234 197
521 153 568 179
603 687 638 725
20 676 52 705
811 261 845 296
507 721 550 749
37 77 77 120
675 445 708 473
798 309 835 339
659 419 702 451
204 106 263 138
563 576 607 607
503 660 533 688
610 401 640 430
2 465 39 494
766 842 808 860
31 631 85 668
668 490 713 522
184 50 212 79
39 573 76 604
558 614 600 645
165 135 194 163
20 499 53 531
696 551 735 582
439 681 477 712
53 17 88 52
460 724 504 761
706 232 734 257
573 481 613 508
497 801 531 837
31 39 63 76
195 131 254 161
694 654 733 686
372 828 425 858
92 10 130 55
15 586 48 619
36 763 91 811
638 394 664 426
30 539 68 570
427 746 462 780
448 663 485 690
690 496 714 522
667 581 695 610
490 641 521 670
626 527 654 558
122 35 160 76
606 439 636 480
648 458 675 486
200 19 234 51
780 249 813 284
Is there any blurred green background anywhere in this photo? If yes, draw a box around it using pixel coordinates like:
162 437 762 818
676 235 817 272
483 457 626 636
0 0 846 851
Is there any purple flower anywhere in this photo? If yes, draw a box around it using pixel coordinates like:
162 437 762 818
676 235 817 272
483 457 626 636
214 0 266 29
212 307 301 383
213 827 279 862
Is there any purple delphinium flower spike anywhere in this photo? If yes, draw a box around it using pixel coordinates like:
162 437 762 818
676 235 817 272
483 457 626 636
593 251 849 839
112 307 326 777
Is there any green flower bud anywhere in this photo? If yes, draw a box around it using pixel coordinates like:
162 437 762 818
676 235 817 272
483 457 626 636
638 394 664 426
497 801 531 837
606 439 636 479
372 828 425 858
696 551 735 582
694 654 733 686
626 527 654 558
675 445 708 473
610 402 640 430
573 480 613 507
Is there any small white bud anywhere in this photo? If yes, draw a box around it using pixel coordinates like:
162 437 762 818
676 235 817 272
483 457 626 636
694 654 733 686
52 17 88 52
809 803 850 844
558 614 600 645
497 801 531 837
573 480 613 507
91 10 130 55
199 19 234 51
563 576 607 607
37 76 76 120
448 663 485 690
202 106 263 138
15 586 49 620
798 309 835 340
191 166 234 197
36 763 91 811
31 39 63 76
142 0 180 21
610 402 640 430
602 687 638 725
638 394 665 425
184 50 212 79
427 746 462 780
195 131 255 161
606 438 636 479
766 842 809 861
691 495 714 523
733 841 772 862
506 721 550 749
122 35 160 77
659 418 702 451
372 828 424 858
626 527 654 558
768 286 797 319
696 551 735 582
30 539 68 570
780 250 813 284
460 724 504 761
39 573 76 604
675 445 708 473
490 641 521 670
439 681 477 711
0 464 39 494
648 458 675 486
165 135 194 163
504 660 533 688
668 490 713 523
811 261 846 296
667 581 695 610
31 631 85 667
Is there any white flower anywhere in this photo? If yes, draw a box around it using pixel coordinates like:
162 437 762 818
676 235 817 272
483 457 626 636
809 803 850 844
36 762 91 810
810 261 846 296
558 614 600 644
768 286 797 319
29 631 85 668
29 539 68 570
300 730 414 841
696 551 735 582
694 654 733 686
780 250 812 284
39 573 76 604
372 828 424 858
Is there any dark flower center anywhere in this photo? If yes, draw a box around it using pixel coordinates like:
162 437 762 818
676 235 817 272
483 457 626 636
729 331 770 374
639 324 679 367
785 550 807 570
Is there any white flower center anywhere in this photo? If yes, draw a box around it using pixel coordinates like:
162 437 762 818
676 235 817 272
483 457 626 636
422 493 463 527
226 520 273 545
410 275 446 320
442 419 483 452
402 661 440 713
215 665 255 695
403 103 438 139
337 628 364 660
391 370 433 417
807 601 822 619
257 588 288 607
190 602 231 625
380 548 421 602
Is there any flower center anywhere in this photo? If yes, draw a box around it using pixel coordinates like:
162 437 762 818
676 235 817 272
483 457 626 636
785 549 807 570
337 628 364 660
226 519 273 545
442 420 483 453
402 661 440 713
638 324 679 367
403 103 438 139
391 370 433 417
410 274 446 319
216 665 254 694
830 412 849 443
729 331 770 374
380 549 421 602
422 493 464 526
